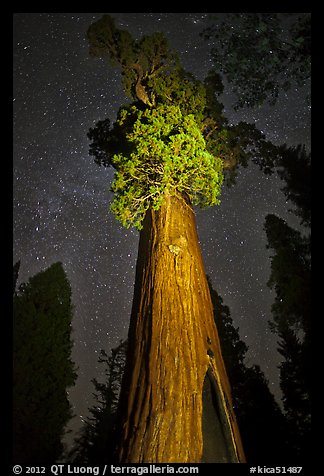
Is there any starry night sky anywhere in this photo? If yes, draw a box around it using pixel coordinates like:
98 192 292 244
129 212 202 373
13 13 311 444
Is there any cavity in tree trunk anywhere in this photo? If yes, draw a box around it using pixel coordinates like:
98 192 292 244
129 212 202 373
115 192 246 463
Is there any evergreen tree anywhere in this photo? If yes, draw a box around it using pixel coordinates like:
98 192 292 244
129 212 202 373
86 15 255 463
264 215 311 460
86 16 278 229
85 14 308 462
202 13 311 109
264 144 311 460
71 285 289 464
69 341 127 464
87 15 288 462
277 144 311 227
254 144 311 225
13 262 77 464
276 326 311 459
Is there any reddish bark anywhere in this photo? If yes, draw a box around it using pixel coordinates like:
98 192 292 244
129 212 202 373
115 192 245 463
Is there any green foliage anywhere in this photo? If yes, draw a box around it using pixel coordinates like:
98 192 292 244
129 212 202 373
87 14 135 65
109 104 224 229
87 15 178 105
13 262 77 464
86 14 287 228
86 16 232 230
150 69 208 121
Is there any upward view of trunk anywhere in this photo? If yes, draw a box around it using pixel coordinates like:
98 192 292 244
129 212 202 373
115 192 245 463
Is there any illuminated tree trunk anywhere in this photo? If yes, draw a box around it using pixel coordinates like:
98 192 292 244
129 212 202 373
115 192 245 463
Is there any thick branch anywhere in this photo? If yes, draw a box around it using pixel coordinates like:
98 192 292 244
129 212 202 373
131 63 155 107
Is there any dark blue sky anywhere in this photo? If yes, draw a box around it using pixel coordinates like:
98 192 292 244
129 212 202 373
13 12 310 447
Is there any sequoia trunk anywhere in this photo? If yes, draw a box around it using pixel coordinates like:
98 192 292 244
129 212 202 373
115 192 245 463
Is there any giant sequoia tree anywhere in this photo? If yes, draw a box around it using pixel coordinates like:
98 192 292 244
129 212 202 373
86 14 280 463
71 284 289 464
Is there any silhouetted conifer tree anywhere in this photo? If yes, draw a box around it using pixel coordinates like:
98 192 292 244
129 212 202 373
264 144 311 460
69 340 127 464
13 262 77 464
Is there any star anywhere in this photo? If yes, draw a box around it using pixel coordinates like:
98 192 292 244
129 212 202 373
13 12 310 448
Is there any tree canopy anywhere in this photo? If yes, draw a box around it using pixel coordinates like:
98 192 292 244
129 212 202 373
202 13 311 109
103 104 224 229
87 14 279 229
276 144 311 227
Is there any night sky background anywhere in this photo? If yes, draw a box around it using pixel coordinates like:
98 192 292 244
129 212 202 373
13 13 311 447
